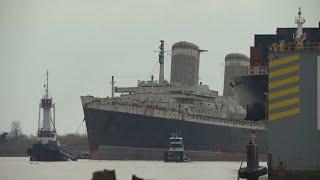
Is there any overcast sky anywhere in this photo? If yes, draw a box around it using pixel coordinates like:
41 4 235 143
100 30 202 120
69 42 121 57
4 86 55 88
1 0 319 135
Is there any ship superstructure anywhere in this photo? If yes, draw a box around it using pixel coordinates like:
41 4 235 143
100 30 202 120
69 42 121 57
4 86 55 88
81 41 267 160
37 71 57 144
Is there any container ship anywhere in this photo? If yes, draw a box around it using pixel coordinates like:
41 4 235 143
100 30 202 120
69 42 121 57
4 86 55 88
81 41 267 160
228 9 320 179
266 9 320 179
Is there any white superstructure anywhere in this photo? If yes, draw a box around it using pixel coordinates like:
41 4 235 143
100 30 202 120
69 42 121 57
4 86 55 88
294 7 306 49
37 71 57 144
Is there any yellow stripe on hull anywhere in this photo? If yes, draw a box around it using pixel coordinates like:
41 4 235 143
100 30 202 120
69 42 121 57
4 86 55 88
268 97 300 111
269 86 299 100
269 64 300 79
269 108 300 121
269 54 300 68
269 76 300 89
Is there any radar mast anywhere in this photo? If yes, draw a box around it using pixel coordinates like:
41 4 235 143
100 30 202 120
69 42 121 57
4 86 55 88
294 7 306 49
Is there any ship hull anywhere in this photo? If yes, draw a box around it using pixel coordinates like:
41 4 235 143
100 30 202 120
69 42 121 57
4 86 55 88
83 108 267 160
27 143 76 161
229 74 268 120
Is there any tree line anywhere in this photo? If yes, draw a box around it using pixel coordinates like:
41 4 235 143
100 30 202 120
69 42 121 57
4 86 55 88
0 121 89 157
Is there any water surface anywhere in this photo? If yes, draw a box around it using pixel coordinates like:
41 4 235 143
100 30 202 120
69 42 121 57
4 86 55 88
0 157 267 180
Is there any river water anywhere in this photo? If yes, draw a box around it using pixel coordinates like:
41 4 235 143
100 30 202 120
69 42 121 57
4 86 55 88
0 157 267 180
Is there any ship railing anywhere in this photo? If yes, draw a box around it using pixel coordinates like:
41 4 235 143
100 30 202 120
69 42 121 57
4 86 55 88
94 98 266 128
269 42 320 52
102 97 177 108
100 98 182 112
99 97 247 119
184 114 266 129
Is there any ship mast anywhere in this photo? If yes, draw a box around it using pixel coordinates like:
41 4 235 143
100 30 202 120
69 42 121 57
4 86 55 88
294 7 306 49
46 71 49 96
111 75 115 98
38 70 56 143
158 40 165 83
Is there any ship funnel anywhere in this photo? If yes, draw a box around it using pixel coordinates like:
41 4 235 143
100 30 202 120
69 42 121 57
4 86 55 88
223 53 249 96
170 41 201 86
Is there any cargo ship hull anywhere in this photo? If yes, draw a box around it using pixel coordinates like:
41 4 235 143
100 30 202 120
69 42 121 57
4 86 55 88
83 108 267 160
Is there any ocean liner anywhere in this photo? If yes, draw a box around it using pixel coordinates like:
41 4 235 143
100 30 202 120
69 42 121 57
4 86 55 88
81 41 267 160
229 8 320 121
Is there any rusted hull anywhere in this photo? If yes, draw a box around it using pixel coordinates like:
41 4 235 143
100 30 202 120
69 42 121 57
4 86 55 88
83 108 267 161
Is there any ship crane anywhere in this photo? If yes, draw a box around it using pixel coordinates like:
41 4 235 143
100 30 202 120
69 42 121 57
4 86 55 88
38 70 56 144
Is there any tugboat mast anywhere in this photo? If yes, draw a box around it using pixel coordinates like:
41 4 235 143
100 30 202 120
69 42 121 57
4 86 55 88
38 70 56 143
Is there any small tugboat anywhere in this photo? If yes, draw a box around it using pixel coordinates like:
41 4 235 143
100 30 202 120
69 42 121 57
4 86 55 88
164 131 190 162
27 71 76 161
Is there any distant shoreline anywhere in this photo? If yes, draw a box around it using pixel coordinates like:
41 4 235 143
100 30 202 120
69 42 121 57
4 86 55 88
0 134 89 157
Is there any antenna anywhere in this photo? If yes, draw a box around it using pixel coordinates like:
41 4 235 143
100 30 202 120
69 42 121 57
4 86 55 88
111 76 115 98
159 40 165 83
46 70 49 94
154 40 170 83
294 7 306 42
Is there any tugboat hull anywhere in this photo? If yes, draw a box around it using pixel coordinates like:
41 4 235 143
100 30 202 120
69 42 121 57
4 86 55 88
27 143 76 161
164 151 185 162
